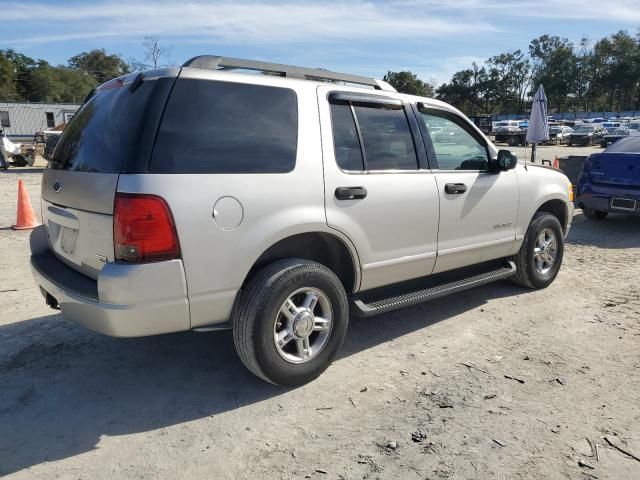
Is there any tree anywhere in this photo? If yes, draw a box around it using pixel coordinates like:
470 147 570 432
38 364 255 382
28 63 96 103
0 52 18 100
68 49 129 84
383 70 435 97
142 36 171 69
528 35 577 112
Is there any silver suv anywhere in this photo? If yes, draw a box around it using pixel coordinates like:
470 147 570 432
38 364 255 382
30 55 574 385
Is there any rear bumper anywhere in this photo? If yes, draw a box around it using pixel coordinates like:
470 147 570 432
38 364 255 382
577 191 640 215
30 228 190 337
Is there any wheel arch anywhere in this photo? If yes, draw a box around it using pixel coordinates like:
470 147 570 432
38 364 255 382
534 198 568 234
242 231 361 293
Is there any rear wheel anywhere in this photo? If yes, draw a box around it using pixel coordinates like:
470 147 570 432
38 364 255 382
510 212 564 289
583 208 608 220
233 259 349 386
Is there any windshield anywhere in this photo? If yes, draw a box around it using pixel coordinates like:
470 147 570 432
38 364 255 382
606 136 640 153
611 128 629 135
574 126 594 133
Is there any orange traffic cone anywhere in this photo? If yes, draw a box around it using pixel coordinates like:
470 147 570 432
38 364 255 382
12 180 40 230
552 156 559 169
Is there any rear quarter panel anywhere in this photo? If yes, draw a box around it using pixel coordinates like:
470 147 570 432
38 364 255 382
118 75 342 328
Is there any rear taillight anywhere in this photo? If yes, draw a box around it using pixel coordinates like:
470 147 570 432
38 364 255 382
114 193 180 263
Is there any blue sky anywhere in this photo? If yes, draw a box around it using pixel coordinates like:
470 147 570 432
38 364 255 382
2 0 639 85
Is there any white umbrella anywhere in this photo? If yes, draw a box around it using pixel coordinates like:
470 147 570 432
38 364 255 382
526 85 549 163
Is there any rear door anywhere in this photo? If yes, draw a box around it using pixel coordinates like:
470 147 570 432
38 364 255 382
318 87 440 291
415 104 519 274
42 70 177 279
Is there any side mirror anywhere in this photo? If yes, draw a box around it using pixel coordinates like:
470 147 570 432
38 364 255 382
496 149 518 171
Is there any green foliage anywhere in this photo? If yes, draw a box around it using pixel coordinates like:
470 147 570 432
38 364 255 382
0 48 126 102
383 71 435 97
438 30 640 114
68 49 129 84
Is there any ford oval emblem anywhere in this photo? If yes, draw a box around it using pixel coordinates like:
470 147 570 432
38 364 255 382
53 181 62 193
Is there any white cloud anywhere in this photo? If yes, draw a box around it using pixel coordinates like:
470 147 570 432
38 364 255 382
0 1 497 46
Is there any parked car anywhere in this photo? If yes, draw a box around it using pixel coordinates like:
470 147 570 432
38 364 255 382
568 124 607 146
577 136 640 219
548 126 574 145
602 122 621 133
29 56 574 386
600 127 630 147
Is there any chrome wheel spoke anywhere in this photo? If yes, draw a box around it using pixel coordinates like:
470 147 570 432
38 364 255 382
313 317 331 332
276 327 294 348
296 337 311 359
281 299 299 321
302 291 319 311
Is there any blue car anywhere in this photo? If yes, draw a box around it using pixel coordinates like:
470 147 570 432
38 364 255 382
576 136 640 219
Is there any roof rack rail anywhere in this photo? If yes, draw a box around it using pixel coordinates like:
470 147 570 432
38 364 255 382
182 55 396 92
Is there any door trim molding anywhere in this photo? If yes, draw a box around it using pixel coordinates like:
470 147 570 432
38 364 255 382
437 236 515 257
362 251 437 271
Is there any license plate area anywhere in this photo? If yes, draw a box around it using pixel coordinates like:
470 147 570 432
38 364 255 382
611 198 636 211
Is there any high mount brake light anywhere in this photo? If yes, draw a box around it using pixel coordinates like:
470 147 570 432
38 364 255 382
114 193 180 263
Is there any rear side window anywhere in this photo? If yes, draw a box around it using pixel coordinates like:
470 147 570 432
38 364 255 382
329 98 418 171
329 102 364 171
151 79 298 174
354 105 417 170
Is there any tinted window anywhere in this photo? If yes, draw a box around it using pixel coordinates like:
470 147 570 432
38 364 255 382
419 109 489 170
329 102 364 171
46 112 55 128
353 105 417 170
0 111 9 127
606 136 640 153
51 79 170 173
151 79 297 174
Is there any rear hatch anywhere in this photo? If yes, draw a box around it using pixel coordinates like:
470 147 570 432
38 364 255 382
41 69 178 279
587 152 640 188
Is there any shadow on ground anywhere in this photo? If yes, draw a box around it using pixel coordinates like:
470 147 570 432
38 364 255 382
0 281 523 475
567 211 640 248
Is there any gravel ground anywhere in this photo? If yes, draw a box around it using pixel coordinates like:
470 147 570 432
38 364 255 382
1 167 639 480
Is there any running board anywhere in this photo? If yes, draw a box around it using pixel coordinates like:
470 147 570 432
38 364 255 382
352 261 516 317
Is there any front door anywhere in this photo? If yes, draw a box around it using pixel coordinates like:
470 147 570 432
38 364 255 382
415 105 519 273
319 86 440 291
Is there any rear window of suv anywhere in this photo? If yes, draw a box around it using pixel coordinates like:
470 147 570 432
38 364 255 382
150 79 298 174
50 78 170 173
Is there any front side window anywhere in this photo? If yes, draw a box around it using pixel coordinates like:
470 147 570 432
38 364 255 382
418 108 489 170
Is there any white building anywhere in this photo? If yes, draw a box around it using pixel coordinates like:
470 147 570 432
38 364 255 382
0 102 81 141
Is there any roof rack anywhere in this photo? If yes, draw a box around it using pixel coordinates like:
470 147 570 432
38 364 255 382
182 55 396 92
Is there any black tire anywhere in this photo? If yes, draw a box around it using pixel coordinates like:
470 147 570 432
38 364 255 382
233 259 349 386
507 136 519 146
583 208 608 220
510 212 564 289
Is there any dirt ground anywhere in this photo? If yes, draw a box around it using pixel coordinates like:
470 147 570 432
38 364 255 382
1 166 639 480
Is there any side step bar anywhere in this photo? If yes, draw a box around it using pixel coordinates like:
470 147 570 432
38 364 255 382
352 261 516 317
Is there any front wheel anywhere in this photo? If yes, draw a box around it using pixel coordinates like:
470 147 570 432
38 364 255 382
233 259 349 386
510 212 564 289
